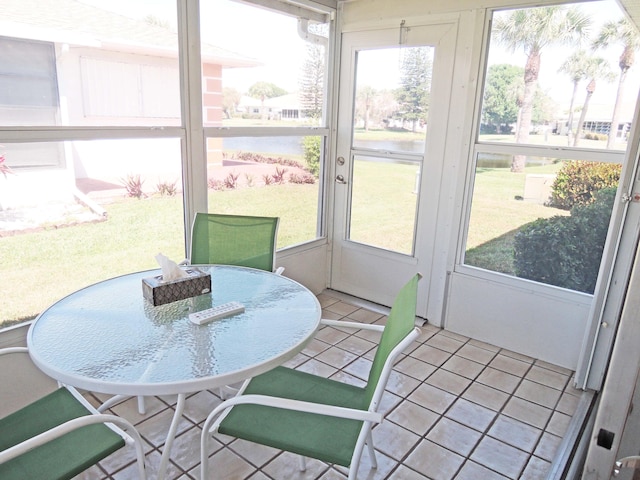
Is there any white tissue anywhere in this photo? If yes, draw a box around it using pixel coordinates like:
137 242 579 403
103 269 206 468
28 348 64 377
155 253 188 282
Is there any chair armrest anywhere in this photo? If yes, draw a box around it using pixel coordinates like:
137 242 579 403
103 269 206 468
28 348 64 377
320 319 385 332
0 413 143 465
203 393 382 437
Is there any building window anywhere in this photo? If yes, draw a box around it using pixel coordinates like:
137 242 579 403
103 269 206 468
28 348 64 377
80 58 180 119
0 36 59 131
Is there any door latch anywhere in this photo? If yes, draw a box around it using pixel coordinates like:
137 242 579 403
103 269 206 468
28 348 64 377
614 455 640 476
335 174 347 184
621 192 640 203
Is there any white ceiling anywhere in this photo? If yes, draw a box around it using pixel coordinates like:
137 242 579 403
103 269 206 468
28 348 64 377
619 0 640 27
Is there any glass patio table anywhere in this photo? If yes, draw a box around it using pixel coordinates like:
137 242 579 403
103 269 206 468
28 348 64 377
27 265 321 479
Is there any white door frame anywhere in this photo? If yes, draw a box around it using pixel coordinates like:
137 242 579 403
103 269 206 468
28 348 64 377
331 21 459 316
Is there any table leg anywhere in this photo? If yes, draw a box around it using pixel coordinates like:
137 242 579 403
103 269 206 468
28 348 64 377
157 393 186 480
137 395 147 414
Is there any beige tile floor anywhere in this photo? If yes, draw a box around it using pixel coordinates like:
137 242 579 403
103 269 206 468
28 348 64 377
76 290 584 480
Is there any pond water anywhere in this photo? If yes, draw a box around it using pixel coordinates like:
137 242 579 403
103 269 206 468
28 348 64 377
477 152 556 169
223 137 555 169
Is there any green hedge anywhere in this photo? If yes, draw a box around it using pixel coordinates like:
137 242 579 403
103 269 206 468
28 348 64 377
514 187 616 293
548 161 621 210
302 136 321 177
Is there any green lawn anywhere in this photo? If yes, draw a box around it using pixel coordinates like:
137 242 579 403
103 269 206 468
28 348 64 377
0 161 570 325
465 163 569 274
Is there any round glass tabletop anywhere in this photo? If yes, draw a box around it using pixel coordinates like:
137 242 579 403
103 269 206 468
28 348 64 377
27 266 321 396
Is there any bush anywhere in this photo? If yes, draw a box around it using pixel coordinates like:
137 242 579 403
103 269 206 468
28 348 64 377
480 123 498 134
121 174 145 199
302 136 321 177
223 172 239 189
289 172 316 184
548 160 620 210
514 187 616 294
226 151 305 169
207 178 224 190
156 180 177 197
583 132 608 141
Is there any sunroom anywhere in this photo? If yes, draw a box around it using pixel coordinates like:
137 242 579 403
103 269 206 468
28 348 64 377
2 0 640 478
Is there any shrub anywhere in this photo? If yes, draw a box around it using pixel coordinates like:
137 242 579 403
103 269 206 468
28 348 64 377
229 151 305 170
548 160 621 210
289 172 316 184
514 187 616 293
223 172 239 189
156 180 177 197
583 132 608 141
272 167 287 184
302 136 321 177
121 174 145 199
207 178 224 190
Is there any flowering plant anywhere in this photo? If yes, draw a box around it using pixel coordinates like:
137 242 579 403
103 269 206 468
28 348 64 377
0 148 15 178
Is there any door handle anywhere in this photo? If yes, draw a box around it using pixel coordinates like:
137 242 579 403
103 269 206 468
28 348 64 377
335 175 347 184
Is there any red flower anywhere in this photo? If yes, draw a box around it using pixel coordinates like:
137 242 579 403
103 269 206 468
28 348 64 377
0 152 15 179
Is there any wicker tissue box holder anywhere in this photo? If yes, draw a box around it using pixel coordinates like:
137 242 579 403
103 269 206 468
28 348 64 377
142 267 211 306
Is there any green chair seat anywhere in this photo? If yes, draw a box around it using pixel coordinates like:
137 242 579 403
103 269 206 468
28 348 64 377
219 366 368 466
0 388 125 480
202 274 422 480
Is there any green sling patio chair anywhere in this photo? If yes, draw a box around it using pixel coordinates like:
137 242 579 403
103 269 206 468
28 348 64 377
181 213 283 402
0 348 147 480
187 212 283 274
200 274 421 480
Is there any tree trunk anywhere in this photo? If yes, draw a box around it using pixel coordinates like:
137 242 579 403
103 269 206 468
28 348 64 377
364 103 370 131
567 81 579 146
607 68 628 149
512 51 540 173
574 81 594 147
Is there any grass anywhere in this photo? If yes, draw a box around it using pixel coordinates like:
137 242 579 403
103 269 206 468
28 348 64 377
465 163 569 273
206 183 319 248
0 159 575 325
350 159 417 254
0 184 319 324
0 196 186 324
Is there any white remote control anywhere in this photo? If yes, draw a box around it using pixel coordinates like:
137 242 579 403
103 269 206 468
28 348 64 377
189 301 245 325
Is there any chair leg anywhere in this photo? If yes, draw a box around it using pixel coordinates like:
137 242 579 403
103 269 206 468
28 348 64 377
366 429 378 469
298 455 307 472
348 426 376 480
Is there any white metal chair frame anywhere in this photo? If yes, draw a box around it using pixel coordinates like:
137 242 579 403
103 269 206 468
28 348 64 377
200 319 421 480
0 347 147 480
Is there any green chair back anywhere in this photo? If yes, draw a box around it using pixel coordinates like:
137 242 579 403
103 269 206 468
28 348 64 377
190 213 279 271
364 274 420 404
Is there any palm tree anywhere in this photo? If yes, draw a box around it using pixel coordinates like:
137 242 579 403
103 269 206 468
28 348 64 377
493 6 591 171
248 82 287 120
356 86 377 131
558 51 614 146
573 58 615 147
558 51 590 144
592 18 640 149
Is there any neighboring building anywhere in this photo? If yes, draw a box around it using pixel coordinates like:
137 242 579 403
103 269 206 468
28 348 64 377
0 0 257 208
237 93 306 121
553 101 635 139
